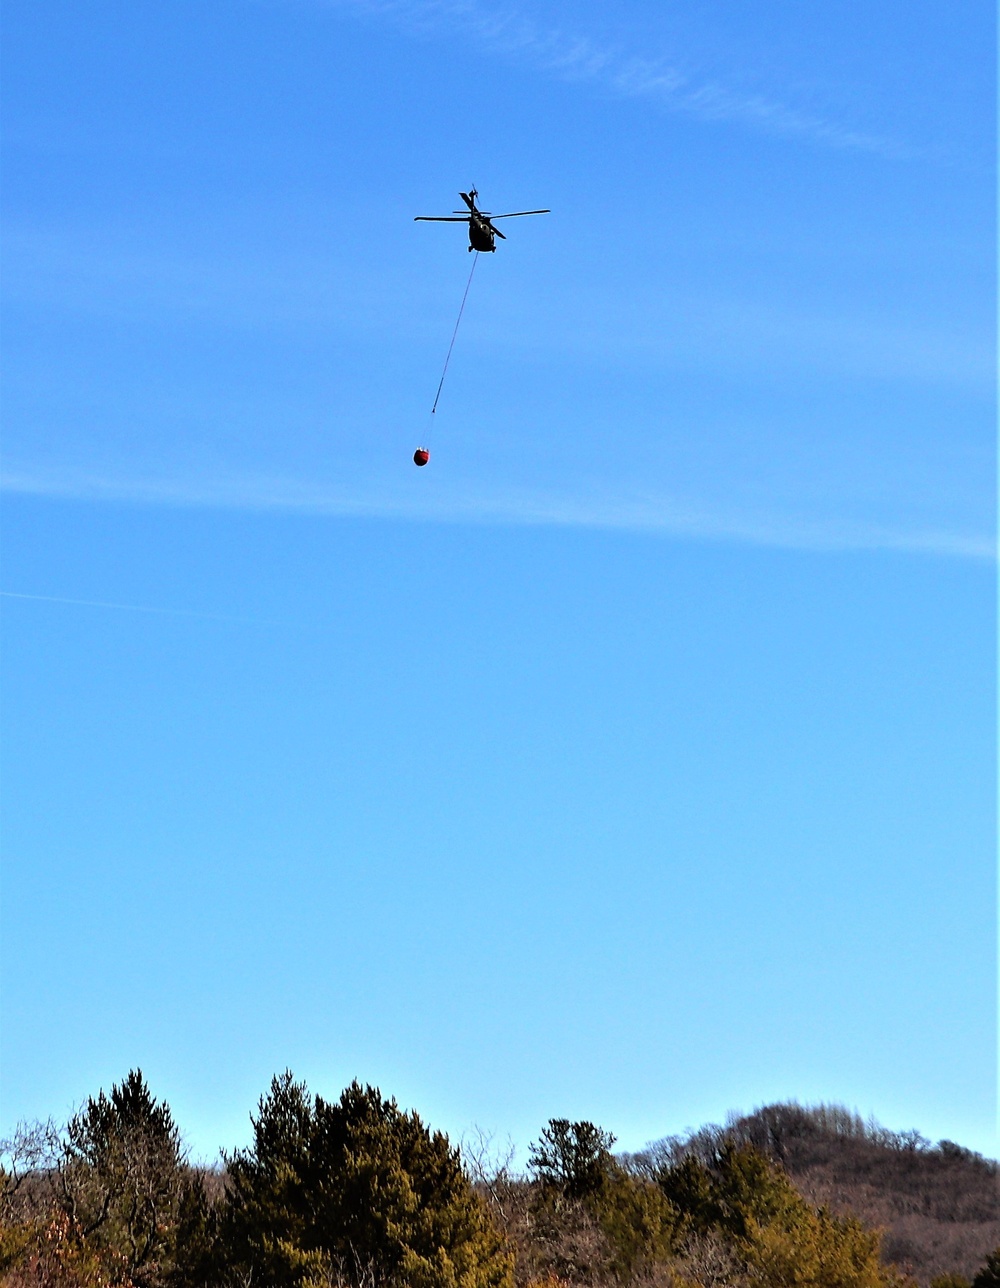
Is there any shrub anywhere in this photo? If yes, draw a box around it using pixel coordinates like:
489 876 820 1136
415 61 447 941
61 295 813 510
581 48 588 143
0 1211 137 1287
592 1167 679 1280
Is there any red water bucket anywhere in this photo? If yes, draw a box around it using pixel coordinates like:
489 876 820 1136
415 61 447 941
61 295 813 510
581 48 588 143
413 448 430 467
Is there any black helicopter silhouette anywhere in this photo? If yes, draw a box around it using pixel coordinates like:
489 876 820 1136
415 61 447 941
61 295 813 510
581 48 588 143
415 188 549 252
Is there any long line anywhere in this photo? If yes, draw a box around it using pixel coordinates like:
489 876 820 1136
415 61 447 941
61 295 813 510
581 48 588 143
0 590 271 624
430 252 479 416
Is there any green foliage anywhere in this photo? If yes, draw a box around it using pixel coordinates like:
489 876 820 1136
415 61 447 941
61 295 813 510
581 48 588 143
59 1069 184 1285
528 1122 616 1202
526 1120 679 1284
930 1275 972 1288
742 1204 907 1288
221 1072 514 1288
973 1249 1000 1288
591 1166 679 1280
657 1143 797 1242
651 1155 713 1236
166 1172 218 1288
656 1144 911 1288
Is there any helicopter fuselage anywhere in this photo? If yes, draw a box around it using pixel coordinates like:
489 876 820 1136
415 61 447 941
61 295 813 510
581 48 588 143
468 215 496 253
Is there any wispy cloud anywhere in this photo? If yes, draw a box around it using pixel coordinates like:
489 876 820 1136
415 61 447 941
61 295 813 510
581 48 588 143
7 221 989 391
0 590 273 624
315 0 915 158
4 466 992 561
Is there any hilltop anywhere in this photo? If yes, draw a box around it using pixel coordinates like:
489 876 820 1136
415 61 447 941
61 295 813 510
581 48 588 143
622 1103 999 1284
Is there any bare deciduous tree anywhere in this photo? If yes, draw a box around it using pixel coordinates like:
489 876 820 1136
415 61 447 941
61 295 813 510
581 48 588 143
462 1127 519 1226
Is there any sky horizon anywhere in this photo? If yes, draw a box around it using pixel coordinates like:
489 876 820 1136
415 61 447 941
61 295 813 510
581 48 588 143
2 0 996 1164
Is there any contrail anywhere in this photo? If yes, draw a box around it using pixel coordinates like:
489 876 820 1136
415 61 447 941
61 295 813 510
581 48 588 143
0 590 273 625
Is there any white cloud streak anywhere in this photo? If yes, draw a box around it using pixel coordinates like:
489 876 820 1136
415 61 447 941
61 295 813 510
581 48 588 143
7 223 989 390
3 466 992 561
315 0 915 158
0 590 274 624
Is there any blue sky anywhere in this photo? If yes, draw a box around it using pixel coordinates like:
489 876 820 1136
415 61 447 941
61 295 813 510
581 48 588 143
1 0 995 1161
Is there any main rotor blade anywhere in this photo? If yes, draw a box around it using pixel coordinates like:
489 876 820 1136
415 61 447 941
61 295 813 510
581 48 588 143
489 209 551 219
487 222 507 239
458 191 478 211
414 216 471 222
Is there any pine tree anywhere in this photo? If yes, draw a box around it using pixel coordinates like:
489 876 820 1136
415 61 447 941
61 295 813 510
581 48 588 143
222 1073 514 1288
168 1171 218 1288
528 1121 616 1201
59 1069 184 1285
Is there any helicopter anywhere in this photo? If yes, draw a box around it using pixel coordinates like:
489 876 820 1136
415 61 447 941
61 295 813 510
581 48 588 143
415 188 550 252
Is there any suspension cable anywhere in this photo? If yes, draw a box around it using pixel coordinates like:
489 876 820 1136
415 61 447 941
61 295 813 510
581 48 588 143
430 252 479 417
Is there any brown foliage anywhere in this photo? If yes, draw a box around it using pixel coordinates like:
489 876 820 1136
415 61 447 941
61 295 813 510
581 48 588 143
0 1211 137 1287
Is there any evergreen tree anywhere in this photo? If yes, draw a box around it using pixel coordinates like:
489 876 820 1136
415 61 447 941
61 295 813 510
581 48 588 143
526 1120 679 1283
973 1249 1000 1288
592 1165 679 1280
58 1069 184 1285
657 1144 911 1288
222 1072 514 1288
167 1171 219 1288
528 1121 616 1201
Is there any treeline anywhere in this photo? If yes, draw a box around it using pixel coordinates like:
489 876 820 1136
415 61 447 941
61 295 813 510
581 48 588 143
1 1070 997 1288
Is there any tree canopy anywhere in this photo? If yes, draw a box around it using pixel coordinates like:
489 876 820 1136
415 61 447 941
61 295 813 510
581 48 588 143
222 1073 513 1288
